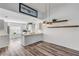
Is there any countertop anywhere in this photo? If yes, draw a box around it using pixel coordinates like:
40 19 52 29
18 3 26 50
22 32 43 36
0 31 8 36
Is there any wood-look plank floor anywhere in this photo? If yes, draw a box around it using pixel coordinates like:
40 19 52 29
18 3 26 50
0 39 79 56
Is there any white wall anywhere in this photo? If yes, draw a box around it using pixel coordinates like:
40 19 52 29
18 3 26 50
44 3 79 51
43 27 79 51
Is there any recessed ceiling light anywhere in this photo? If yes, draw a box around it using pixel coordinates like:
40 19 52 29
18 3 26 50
5 16 8 18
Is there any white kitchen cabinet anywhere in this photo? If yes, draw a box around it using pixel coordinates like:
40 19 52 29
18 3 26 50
0 35 9 48
22 33 43 46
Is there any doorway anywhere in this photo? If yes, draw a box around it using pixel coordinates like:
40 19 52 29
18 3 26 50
9 25 22 46
9 26 22 39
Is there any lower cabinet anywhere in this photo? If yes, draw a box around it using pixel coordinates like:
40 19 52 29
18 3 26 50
22 33 43 46
0 35 9 48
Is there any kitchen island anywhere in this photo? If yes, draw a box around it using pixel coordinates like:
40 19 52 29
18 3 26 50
21 32 43 46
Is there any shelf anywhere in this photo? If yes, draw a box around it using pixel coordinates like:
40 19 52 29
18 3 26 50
43 20 68 24
53 20 68 23
48 25 79 28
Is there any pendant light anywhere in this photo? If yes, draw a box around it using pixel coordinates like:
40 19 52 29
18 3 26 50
49 3 50 20
43 4 47 24
43 4 53 24
43 4 68 24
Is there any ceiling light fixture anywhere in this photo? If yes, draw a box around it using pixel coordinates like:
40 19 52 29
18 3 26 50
43 4 68 25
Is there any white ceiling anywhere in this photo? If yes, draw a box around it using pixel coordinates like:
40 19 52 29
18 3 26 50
24 3 49 13
0 8 42 24
24 3 55 18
